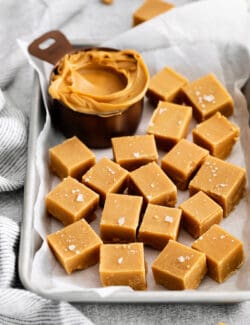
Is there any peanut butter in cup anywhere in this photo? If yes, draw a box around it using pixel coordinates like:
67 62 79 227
48 49 150 147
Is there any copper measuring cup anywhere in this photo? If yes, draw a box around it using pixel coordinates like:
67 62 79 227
28 30 145 148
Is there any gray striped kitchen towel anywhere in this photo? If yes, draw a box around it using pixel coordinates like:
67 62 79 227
0 0 94 323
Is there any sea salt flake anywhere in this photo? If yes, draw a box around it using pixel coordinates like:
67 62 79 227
118 217 125 226
220 235 225 239
177 256 185 263
147 195 152 200
76 194 84 202
117 257 123 264
217 183 227 188
159 108 166 115
177 120 182 125
76 250 81 255
68 245 76 251
133 152 140 158
195 91 201 96
72 189 80 194
164 216 173 223
203 94 215 103
199 236 203 240
150 183 155 188
107 167 115 175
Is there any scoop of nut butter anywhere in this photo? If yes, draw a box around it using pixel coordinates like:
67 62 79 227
29 31 150 148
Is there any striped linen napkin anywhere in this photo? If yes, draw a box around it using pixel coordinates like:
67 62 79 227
0 0 93 323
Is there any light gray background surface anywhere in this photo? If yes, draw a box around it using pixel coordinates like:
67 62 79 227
1 0 250 324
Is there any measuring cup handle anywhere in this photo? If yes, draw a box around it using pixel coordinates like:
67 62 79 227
28 30 74 65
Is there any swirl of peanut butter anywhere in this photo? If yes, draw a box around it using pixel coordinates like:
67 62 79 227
49 49 149 115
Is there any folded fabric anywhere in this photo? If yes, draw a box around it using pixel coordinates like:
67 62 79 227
0 90 28 192
0 0 94 324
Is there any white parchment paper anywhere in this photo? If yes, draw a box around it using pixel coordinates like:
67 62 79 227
19 0 250 297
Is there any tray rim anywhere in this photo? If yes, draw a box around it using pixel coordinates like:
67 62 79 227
19 60 250 304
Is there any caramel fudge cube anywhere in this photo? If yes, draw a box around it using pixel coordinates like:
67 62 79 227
129 162 177 207
46 177 99 225
147 101 192 150
47 219 102 274
138 204 181 250
82 157 129 204
133 0 174 26
192 225 244 283
99 243 147 290
49 136 95 180
192 112 239 159
146 67 188 106
189 156 246 217
111 134 158 171
100 193 143 243
181 74 234 122
179 191 223 239
152 240 207 290
161 139 209 190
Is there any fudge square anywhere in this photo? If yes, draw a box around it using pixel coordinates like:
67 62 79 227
179 191 223 239
128 162 177 207
45 176 99 225
100 193 143 243
152 240 207 290
47 219 102 274
133 0 174 26
189 155 246 217
146 67 188 106
111 134 158 171
99 243 147 290
161 139 209 190
181 73 234 122
192 112 239 159
138 203 182 250
82 157 129 204
192 224 244 283
49 136 95 180
147 101 192 150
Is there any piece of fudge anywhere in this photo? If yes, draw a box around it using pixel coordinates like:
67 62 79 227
47 219 102 274
133 0 174 26
45 176 99 225
181 73 234 122
100 193 143 243
138 203 181 250
82 157 129 204
111 134 158 171
152 240 207 290
147 101 192 150
128 162 177 207
146 67 188 106
192 224 244 283
99 243 147 290
189 156 246 217
192 112 239 159
49 136 95 180
179 191 223 239
161 139 209 190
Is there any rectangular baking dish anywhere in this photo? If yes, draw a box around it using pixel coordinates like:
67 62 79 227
19 56 250 304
